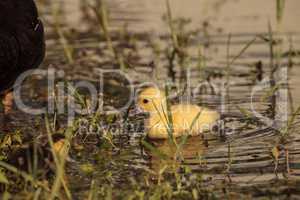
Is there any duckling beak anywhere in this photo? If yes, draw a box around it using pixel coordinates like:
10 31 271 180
129 106 149 118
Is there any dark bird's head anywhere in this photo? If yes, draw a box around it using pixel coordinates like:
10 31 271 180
0 0 39 32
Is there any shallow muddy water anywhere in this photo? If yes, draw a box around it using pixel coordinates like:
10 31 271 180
6 0 300 198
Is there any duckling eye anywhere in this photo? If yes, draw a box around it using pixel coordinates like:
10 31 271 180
143 99 149 104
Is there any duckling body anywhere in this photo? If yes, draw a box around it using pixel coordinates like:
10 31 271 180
137 87 220 139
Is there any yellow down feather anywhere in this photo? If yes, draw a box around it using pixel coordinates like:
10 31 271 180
137 87 220 139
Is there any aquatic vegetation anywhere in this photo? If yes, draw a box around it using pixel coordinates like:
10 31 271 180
92 0 126 70
52 2 75 64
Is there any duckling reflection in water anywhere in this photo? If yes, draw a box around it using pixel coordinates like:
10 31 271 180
145 136 208 177
137 87 220 139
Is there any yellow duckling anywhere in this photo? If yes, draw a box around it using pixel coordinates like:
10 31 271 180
137 87 220 139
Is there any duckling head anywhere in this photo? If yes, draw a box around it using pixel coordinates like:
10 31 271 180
137 87 166 114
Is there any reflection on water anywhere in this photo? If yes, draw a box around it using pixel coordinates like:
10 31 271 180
147 136 208 174
59 0 300 34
